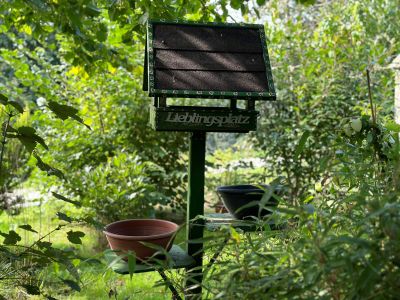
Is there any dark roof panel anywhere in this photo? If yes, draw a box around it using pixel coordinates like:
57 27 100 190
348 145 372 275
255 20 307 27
155 69 268 92
155 50 266 72
153 24 262 53
144 20 276 100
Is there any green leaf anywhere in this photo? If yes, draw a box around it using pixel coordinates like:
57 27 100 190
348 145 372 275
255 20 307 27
17 126 48 150
127 251 136 280
276 207 298 215
62 279 81 292
83 258 102 264
37 241 52 249
48 101 78 121
22 284 40 295
2 122 16 133
57 212 72 223
256 0 267 5
294 130 310 158
0 93 8 104
84 3 102 17
71 114 91 130
386 121 400 132
296 0 317 5
96 23 108 42
26 0 50 12
18 136 37 153
0 230 22 245
8 100 24 113
48 101 91 129
67 230 85 244
0 94 23 113
52 192 81 207
230 227 241 243
34 153 65 179
19 224 38 233
230 0 241 10
234 200 259 214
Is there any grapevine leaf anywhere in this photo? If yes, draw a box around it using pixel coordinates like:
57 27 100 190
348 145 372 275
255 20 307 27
0 230 22 245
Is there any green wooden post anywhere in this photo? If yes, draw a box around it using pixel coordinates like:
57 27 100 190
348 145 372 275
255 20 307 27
185 131 206 299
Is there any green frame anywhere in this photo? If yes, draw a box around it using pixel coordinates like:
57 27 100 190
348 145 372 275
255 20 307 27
144 19 276 101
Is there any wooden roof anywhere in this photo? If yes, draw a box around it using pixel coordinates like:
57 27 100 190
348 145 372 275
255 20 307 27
143 20 276 100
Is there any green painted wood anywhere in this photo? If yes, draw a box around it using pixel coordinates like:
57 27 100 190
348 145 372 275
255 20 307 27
149 89 275 100
104 245 195 274
149 19 263 29
185 132 206 298
149 106 258 132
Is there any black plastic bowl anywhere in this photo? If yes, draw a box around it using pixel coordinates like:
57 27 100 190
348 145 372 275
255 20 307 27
217 185 279 220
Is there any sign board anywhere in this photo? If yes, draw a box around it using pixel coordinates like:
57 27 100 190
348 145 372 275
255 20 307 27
150 106 258 132
143 20 276 100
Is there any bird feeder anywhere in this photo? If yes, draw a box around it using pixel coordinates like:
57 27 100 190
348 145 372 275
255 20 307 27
106 19 276 300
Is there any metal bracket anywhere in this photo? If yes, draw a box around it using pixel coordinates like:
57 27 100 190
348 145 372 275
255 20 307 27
159 96 167 107
230 99 237 110
246 100 255 111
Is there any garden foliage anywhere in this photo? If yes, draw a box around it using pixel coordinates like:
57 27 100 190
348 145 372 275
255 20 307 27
0 0 399 298
198 1 400 299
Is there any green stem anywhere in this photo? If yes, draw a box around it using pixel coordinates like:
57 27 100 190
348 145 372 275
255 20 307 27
0 112 13 176
366 69 376 125
19 224 64 256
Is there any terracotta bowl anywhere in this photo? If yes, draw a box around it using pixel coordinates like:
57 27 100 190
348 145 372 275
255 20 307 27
103 219 179 261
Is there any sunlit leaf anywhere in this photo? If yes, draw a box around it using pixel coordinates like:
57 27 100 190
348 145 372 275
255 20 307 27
230 227 241 243
386 121 400 132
